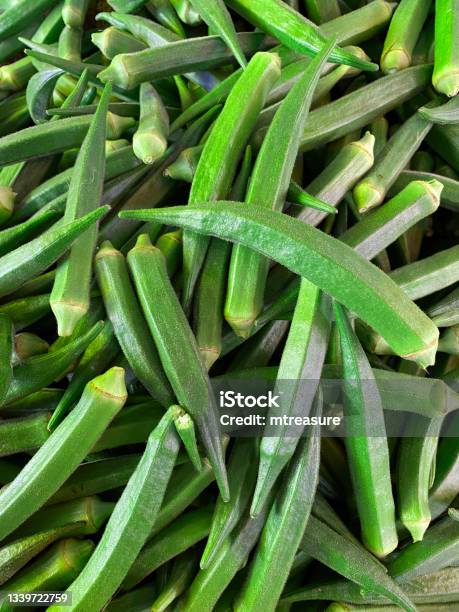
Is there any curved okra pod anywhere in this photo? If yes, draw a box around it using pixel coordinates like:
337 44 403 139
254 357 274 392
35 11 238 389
0 204 108 299
47 322 120 431
251 281 330 515
50 82 112 337
98 33 274 89
133 82 169 164
343 180 442 259
0 539 95 605
50 408 180 612
127 235 229 500
26 68 63 125
225 0 377 71
433 0 459 96
381 0 432 73
225 39 335 337
0 315 12 405
95 241 173 406
353 112 434 212
122 506 213 590
200 438 258 569
300 516 417 611
0 367 127 542
334 303 398 557
397 414 443 542
120 203 439 367
235 395 321 611
172 405 202 471
182 52 281 312
188 0 247 67
387 515 459 581
0 206 62 258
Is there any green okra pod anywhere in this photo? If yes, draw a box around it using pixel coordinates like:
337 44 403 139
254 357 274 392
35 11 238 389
10 496 115 541
4 321 104 406
0 206 62 258
58 25 82 62
433 0 459 96
182 51 281 311
235 395 322 611
201 438 258 569
304 0 340 24
429 422 459 519
145 0 185 36
50 83 112 336
397 414 443 542
170 0 201 25
151 550 198 612
0 411 50 457
47 322 120 431
122 506 213 590
428 286 459 326
0 0 57 42
420 95 459 125
225 0 377 71
353 112 434 212
92 26 146 60
194 145 253 370
334 303 398 557
343 180 442 258
295 64 432 152
0 524 84 587
133 82 169 165
127 235 229 500
95 241 173 406
121 203 439 367
12 332 49 365
300 516 417 611
98 33 275 89
189 0 247 67
105 585 157 612
0 315 12 405
155 229 182 277
0 367 127 542
252 281 331 516
320 1 395 47
51 408 180 612
438 324 459 353
62 0 91 28
381 0 431 73
0 539 95 610
49 454 142 504
225 39 335 337
387 515 459 581
172 405 202 471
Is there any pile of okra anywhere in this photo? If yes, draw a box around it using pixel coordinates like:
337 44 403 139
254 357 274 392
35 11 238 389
0 0 459 610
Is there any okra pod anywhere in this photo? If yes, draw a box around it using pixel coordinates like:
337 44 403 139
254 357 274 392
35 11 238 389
133 82 169 165
0 367 127 541
433 0 459 96
127 235 229 500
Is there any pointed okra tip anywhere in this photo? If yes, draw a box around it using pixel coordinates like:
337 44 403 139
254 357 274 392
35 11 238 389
98 54 131 90
403 517 430 543
353 179 384 213
89 366 128 402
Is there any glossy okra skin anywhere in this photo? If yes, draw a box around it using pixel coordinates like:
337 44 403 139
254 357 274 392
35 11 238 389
433 0 459 96
95 241 173 406
121 203 439 367
182 51 281 312
0 368 127 542
133 82 169 165
353 113 434 212
225 39 335 338
51 409 180 612
127 235 228 500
